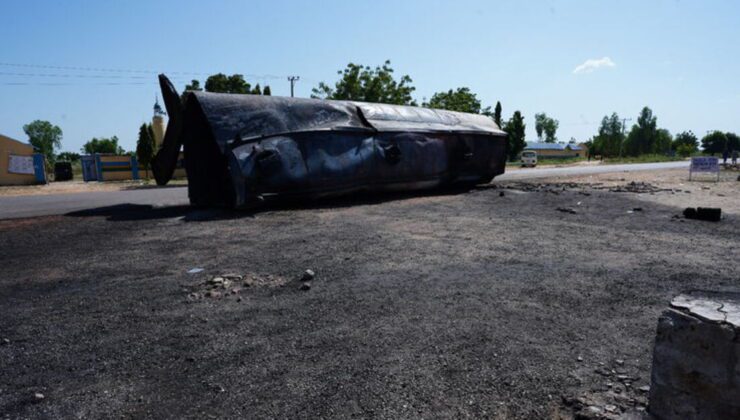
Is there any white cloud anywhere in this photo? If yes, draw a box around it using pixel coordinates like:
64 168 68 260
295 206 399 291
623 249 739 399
573 57 616 75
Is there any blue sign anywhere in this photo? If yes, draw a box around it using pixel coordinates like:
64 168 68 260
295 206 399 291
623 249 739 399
690 156 720 181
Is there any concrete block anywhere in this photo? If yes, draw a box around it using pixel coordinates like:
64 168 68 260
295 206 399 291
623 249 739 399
649 291 740 419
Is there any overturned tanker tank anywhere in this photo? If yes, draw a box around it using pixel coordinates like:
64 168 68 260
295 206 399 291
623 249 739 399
152 74 508 208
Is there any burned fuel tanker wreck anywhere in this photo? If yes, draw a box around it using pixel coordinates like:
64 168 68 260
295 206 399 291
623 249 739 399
152 75 507 208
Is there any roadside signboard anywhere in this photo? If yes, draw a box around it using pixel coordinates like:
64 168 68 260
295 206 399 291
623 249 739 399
7 154 35 175
689 156 720 181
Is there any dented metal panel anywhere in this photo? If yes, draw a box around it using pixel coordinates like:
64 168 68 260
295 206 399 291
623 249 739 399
153 74 507 208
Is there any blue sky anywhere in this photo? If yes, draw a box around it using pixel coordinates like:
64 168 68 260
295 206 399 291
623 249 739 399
1 0 738 152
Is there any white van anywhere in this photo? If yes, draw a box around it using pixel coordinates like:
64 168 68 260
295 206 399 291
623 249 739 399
521 151 537 167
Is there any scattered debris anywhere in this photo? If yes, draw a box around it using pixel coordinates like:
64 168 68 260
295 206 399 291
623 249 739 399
556 207 578 214
301 269 315 282
604 181 672 194
683 207 721 222
188 273 287 300
187 268 204 274
205 290 221 298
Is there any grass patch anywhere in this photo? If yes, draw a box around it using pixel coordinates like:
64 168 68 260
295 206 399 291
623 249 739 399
602 154 686 164
536 157 587 165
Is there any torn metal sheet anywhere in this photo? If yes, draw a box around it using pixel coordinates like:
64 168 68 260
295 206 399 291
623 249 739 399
153 74 508 208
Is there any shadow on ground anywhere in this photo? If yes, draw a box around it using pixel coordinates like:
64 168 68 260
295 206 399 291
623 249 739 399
64 186 478 222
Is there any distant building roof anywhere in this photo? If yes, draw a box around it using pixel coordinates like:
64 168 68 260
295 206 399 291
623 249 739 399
524 142 582 151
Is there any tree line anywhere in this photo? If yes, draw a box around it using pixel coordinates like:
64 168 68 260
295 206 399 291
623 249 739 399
20 62 739 170
587 107 739 158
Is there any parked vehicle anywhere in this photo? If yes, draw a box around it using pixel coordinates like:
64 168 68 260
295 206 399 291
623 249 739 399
521 151 537 167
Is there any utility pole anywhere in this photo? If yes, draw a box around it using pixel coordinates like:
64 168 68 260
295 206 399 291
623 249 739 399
287 76 300 97
619 117 632 157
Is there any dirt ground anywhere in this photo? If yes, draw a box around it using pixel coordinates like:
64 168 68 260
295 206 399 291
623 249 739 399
1 169 738 419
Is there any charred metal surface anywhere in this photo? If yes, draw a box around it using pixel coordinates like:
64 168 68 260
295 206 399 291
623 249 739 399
152 74 507 208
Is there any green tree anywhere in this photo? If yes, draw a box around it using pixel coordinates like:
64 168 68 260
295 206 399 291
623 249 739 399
311 60 416 105
56 151 80 162
592 113 624 157
701 131 727 155
654 128 673 155
672 131 698 156
23 120 63 165
543 117 559 143
263 85 272 96
205 73 252 94
423 87 483 113
624 106 658 156
534 113 558 142
184 80 203 92
726 132 740 152
534 113 546 140
493 101 502 127
136 123 155 177
82 136 125 155
503 111 526 161
252 84 262 95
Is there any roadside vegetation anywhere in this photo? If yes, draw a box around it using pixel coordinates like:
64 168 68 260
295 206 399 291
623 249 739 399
602 154 685 164
15 60 740 181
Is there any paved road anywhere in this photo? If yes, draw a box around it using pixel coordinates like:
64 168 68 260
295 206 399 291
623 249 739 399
0 187 189 220
497 160 689 180
0 161 690 219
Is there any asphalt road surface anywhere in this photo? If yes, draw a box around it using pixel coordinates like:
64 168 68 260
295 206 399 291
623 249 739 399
0 160 690 219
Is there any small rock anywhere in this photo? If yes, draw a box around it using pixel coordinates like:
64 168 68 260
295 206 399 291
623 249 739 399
577 356 583 362
585 405 602 415
631 208 642 212
205 290 221 298
499 191 505 197
638 385 650 393
615 359 624 366
604 404 618 413
301 269 315 282
33 393 44 401
300 282 311 291
208 277 224 285
1 338 9 345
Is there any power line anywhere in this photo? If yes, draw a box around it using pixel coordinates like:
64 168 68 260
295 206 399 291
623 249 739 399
0 62 288 80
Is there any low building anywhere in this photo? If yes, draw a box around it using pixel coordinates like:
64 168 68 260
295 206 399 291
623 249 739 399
0 134 46 185
523 142 587 159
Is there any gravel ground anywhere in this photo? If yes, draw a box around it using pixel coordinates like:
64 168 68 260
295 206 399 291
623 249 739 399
1 171 738 419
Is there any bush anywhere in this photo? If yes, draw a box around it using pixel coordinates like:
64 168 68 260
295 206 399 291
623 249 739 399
676 144 696 157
